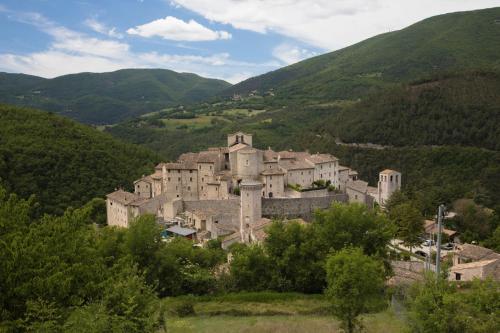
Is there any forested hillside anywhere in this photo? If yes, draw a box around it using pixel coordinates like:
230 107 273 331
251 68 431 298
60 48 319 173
330 70 500 150
224 7 500 102
0 69 231 124
0 104 160 214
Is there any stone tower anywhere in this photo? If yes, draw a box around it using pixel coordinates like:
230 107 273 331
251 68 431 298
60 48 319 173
240 180 263 242
378 169 402 206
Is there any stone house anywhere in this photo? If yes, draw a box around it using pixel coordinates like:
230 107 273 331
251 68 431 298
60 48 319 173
449 244 500 281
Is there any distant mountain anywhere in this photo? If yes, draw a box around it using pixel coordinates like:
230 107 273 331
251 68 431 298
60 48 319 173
0 69 231 124
224 7 500 102
0 104 160 214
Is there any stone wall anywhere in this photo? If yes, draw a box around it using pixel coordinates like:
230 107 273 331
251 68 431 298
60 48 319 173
262 193 348 220
183 198 241 228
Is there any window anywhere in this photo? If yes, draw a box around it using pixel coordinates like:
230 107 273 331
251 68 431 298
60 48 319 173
178 170 181 173
190 170 192 173
301 171 303 175
190 177 193 182
396 175 399 182
201 186 204 190
188 186 191 191
455 273 462 281
202 177 204 182
321 165 323 169
210 165 212 170
168 177 171 181
246 159 249 166
178 177 181 182
270 184 272 188
199 165 202 170
355 194 358 200
390 175 393 182
137 184 140 188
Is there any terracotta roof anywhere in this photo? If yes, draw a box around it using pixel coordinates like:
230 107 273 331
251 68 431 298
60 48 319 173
380 169 399 174
279 159 314 171
306 153 338 164
346 180 368 193
199 152 220 163
164 161 197 170
367 186 378 195
155 162 166 170
424 220 458 237
129 197 151 207
134 175 153 184
450 259 498 270
261 167 285 176
229 143 250 153
278 151 310 160
338 165 350 172
263 149 279 162
348 170 358 176
252 218 272 230
238 148 258 154
251 218 272 241
208 146 229 153
456 244 500 261
106 189 140 205
151 172 162 180
223 231 241 242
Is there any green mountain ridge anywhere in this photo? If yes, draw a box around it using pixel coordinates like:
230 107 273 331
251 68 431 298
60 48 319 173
328 70 500 151
0 68 231 124
223 7 500 102
0 104 160 214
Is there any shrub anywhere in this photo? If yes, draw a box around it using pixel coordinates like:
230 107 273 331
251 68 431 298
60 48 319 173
172 299 195 317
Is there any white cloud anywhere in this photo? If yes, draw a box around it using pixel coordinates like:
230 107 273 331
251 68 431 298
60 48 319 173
84 18 124 39
127 16 231 41
272 43 317 65
170 0 500 50
0 11 270 83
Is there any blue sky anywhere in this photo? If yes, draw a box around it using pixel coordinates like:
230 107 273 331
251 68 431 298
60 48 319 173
0 0 498 83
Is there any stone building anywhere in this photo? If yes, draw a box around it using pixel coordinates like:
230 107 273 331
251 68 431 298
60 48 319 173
106 131 401 247
449 244 500 281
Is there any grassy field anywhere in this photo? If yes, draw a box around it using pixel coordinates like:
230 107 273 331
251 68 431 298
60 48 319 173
162 292 408 333
220 108 267 117
160 116 224 130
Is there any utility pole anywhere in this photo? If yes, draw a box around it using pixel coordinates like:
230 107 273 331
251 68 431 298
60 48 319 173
435 204 445 281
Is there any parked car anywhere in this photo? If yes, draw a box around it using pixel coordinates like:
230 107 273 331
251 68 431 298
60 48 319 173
440 243 454 250
415 250 428 257
422 239 435 247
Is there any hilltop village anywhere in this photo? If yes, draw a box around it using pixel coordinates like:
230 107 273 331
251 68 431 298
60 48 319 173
106 132 401 247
